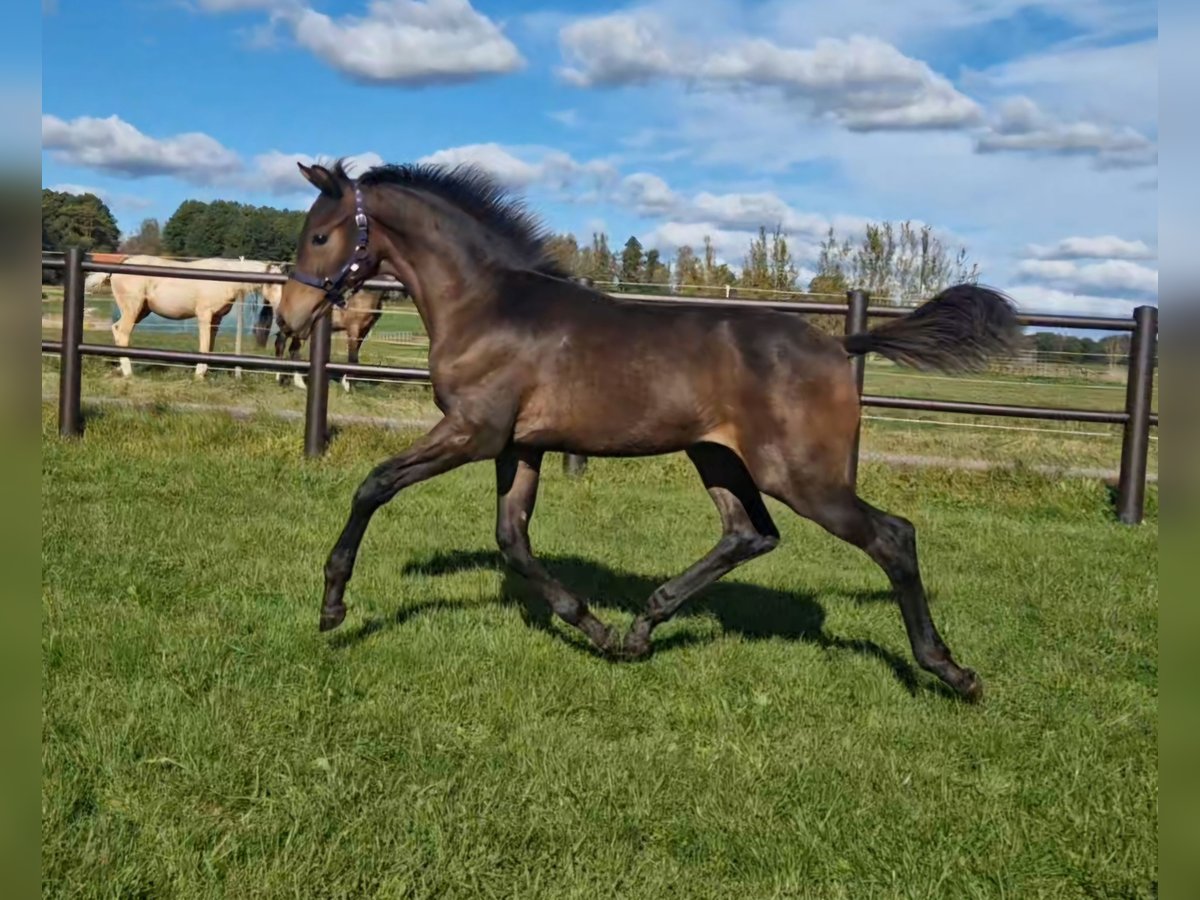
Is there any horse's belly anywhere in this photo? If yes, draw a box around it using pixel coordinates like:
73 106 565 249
149 282 232 319
513 390 707 456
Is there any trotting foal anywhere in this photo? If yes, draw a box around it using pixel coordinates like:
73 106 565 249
275 160 1019 702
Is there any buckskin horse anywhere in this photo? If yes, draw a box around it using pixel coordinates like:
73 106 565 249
274 160 1019 702
254 282 390 391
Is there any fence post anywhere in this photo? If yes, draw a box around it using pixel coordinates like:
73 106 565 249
1116 305 1157 524
58 247 86 438
304 308 332 457
844 289 870 488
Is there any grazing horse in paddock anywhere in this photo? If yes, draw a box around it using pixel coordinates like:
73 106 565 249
108 255 284 378
276 160 1019 702
254 284 391 391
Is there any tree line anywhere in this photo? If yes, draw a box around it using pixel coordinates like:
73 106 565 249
41 190 308 262
544 221 980 303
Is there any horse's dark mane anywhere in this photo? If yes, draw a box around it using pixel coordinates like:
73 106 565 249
336 159 570 279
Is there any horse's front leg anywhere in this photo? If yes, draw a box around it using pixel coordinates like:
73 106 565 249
289 335 305 390
320 413 499 631
342 329 364 393
274 330 288 386
195 310 224 380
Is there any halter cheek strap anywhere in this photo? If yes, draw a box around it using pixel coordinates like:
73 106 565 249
289 182 370 309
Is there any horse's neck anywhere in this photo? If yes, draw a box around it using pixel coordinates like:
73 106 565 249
374 194 501 349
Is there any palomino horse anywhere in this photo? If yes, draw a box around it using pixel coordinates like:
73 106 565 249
108 255 284 378
253 284 390 391
275 160 1019 702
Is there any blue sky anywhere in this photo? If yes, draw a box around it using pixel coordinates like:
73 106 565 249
41 0 1157 316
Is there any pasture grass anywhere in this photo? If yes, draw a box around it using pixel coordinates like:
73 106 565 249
42 405 1157 898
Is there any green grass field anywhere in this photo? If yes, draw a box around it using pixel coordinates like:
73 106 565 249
42 404 1157 898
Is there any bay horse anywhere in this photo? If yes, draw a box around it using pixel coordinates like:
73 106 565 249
253 284 390 391
276 160 1019 702
107 255 284 378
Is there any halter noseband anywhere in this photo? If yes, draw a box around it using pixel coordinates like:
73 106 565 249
289 182 370 309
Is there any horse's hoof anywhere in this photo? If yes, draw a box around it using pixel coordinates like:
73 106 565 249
319 604 346 632
608 629 652 662
956 668 983 703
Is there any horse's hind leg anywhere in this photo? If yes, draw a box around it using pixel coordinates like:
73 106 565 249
495 447 617 653
773 478 981 702
621 443 780 659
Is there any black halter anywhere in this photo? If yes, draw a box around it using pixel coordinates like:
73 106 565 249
289 182 370 309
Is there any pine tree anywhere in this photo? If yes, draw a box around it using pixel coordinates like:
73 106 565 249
620 236 645 285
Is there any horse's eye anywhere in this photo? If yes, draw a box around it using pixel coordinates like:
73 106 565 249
312 233 328 246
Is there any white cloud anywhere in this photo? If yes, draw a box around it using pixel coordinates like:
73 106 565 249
1026 235 1155 261
975 96 1156 169
416 143 618 192
251 150 385 194
417 143 546 188
964 38 1157 135
616 172 680 216
698 35 982 132
558 15 981 131
558 12 677 87
41 114 243 182
639 221 759 265
42 110 392 197
621 177 872 244
209 0 525 85
1008 284 1155 318
1015 258 1158 295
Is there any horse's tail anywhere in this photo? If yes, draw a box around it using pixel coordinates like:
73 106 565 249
253 296 275 348
84 271 111 294
841 284 1020 374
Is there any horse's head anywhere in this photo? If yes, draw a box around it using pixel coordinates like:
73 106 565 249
253 263 287 348
278 162 380 337
262 263 285 306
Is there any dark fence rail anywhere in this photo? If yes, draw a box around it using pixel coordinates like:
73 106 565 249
42 251 1160 523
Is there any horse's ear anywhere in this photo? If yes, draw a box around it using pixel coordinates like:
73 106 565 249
298 162 344 199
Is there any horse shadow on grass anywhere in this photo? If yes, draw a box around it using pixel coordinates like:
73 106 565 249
330 549 947 698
